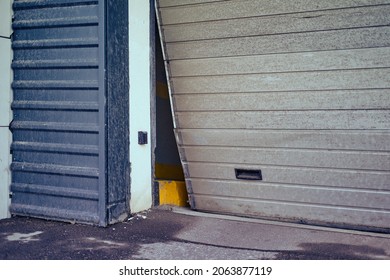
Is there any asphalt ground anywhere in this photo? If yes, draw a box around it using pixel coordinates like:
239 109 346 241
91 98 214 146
0 206 389 260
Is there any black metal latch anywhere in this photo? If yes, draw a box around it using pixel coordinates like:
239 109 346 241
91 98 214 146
138 131 148 145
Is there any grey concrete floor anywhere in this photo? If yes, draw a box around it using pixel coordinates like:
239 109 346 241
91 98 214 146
0 206 389 260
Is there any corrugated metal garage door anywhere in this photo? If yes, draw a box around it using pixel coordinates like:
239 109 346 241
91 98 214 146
156 0 390 232
10 0 129 226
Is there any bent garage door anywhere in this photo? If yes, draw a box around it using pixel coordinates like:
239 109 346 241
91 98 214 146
156 0 390 232
10 0 129 226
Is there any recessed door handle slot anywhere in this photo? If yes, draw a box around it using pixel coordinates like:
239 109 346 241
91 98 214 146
235 168 262 180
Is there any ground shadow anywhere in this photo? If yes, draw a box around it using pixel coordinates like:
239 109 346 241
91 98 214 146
276 242 389 260
0 210 194 260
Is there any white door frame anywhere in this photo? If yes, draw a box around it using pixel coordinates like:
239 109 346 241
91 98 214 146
0 0 12 220
128 0 154 213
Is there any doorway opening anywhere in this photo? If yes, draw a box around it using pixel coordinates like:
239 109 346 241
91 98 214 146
154 23 188 208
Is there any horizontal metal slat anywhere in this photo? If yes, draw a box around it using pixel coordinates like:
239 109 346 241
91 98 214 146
11 162 99 177
11 141 99 155
189 178 390 210
176 129 390 151
162 5 390 42
12 59 98 69
11 101 99 111
10 121 99 132
174 90 390 112
13 0 98 10
170 48 390 77
166 27 390 60
10 204 100 224
183 162 390 191
12 80 99 89
180 146 390 171
176 110 390 130
172 68 390 93
11 183 99 200
158 0 224 8
12 38 98 49
159 0 390 25
12 16 99 29
191 195 390 232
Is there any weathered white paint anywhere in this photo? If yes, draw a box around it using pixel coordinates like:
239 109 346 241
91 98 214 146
192 196 390 230
129 0 153 213
163 5 390 42
189 179 390 209
0 0 12 38
6 231 43 243
0 0 12 220
159 0 390 24
0 38 12 125
0 128 11 219
177 129 390 151
170 48 390 77
181 146 390 171
174 90 390 112
183 162 390 191
166 27 390 60
0 0 12 126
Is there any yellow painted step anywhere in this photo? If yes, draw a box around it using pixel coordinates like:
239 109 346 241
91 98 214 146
158 180 189 207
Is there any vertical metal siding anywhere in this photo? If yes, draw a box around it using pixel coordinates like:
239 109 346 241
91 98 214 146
156 0 390 232
10 0 106 224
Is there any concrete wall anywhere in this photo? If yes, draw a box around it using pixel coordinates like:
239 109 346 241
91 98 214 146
0 0 12 219
129 0 153 213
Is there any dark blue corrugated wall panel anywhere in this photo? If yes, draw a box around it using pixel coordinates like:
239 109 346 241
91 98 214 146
10 0 129 226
